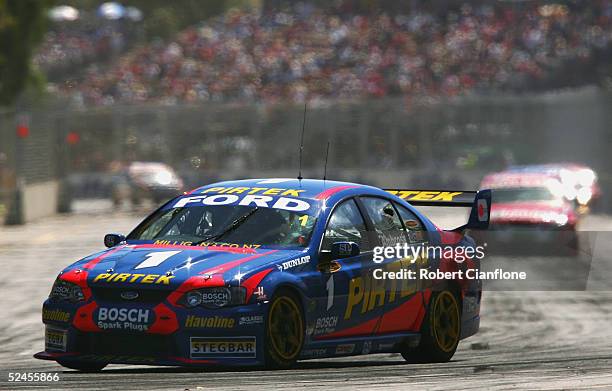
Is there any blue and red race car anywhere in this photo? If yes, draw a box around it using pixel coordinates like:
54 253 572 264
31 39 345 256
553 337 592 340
35 179 490 370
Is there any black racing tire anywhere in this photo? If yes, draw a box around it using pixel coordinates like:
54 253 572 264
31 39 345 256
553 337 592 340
57 360 107 372
264 289 304 369
402 289 462 363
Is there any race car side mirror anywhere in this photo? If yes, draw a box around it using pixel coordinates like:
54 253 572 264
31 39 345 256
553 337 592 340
331 241 360 259
104 233 126 248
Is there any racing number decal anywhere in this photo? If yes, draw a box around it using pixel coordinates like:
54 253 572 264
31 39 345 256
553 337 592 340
298 215 309 226
135 251 181 269
326 275 334 310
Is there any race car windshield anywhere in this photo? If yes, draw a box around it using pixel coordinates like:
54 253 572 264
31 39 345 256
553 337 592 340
127 205 317 248
493 187 559 203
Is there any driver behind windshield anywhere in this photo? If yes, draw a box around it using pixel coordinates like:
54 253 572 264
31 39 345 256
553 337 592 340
129 204 317 248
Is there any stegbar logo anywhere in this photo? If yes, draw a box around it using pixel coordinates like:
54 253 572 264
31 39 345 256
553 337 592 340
373 243 486 264
190 337 256 359
96 307 152 332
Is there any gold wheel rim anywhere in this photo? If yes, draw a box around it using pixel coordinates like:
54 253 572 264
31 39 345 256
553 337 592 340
268 296 303 360
432 291 460 353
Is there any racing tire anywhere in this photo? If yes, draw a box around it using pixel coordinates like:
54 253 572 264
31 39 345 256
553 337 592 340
264 289 304 369
56 360 107 372
402 289 461 363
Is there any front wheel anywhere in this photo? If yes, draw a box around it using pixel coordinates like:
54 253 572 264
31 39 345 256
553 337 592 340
264 289 304 369
57 360 107 372
402 289 461 363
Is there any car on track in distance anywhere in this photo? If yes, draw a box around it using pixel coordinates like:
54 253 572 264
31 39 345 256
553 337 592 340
35 179 490 371
506 163 601 213
111 161 184 207
480 171 579 255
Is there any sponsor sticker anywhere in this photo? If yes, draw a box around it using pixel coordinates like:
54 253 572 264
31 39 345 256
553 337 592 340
42 308 71 323
154 239 261 249
386 190 463 201
201 288 231 308
335 344 355 355
92 273 175 285
254 286 267 301
201 185 304 196
238 315 264 325
95 307 153 332
173 194 311 212
185 315 235 328
313 316 338 336
280 255 311 270
45 328 67 352
190 337 256 359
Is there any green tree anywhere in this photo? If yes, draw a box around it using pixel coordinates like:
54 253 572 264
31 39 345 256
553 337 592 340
0 0 52 106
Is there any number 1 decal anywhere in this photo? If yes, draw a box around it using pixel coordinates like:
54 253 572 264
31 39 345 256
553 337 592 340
135 251 180 269
326 275 334 310
298 215 309 226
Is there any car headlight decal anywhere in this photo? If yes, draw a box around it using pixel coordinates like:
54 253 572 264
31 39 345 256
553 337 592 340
180 287 246 309
49 279 85 303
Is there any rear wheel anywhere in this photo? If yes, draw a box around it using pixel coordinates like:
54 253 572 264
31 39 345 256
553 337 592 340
264 289 304 369
402 290 461 363
57 360 107 372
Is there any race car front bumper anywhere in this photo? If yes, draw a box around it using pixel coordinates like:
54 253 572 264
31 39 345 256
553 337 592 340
35 299 269 367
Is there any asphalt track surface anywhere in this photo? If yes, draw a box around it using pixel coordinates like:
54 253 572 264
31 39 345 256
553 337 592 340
1 200 612 390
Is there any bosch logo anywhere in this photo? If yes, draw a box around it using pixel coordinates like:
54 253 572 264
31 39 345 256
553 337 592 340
98 308 149 323
201 288 231 308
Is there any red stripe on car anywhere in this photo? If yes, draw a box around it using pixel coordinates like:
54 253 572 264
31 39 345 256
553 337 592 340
315 185 357 200
83 245 126 270
241 268 273 302
200 250 278 275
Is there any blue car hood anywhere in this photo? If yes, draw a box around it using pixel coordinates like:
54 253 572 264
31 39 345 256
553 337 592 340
68 244 305 290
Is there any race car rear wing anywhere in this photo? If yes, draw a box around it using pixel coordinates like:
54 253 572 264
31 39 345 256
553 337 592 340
384 189 492 231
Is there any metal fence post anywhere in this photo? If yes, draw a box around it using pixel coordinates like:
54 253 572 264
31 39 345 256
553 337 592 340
5 116 24 225
56 113 72 214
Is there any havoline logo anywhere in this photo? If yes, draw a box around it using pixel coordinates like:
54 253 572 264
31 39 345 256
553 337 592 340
185 315 235 328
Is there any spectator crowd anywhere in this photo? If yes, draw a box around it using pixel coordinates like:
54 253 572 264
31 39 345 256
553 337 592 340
43 1 612 105
34 17 138 78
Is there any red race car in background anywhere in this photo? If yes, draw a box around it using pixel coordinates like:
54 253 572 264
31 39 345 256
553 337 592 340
506 163 601 213
480 171 580 256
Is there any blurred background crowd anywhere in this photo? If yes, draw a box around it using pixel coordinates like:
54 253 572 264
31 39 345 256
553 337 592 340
39 0 612 106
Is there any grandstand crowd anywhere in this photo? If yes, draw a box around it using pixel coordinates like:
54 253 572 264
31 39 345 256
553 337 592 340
34 18 137 78
41 1 612 105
